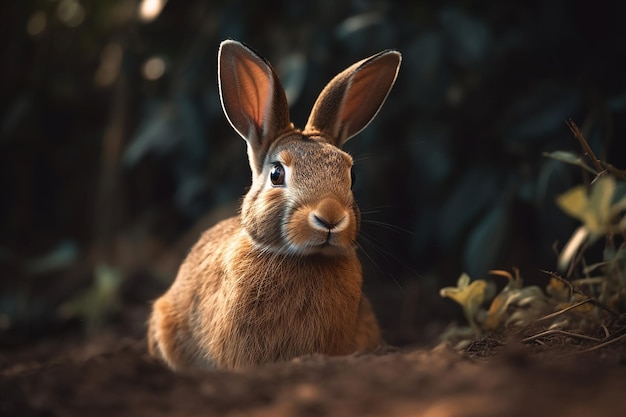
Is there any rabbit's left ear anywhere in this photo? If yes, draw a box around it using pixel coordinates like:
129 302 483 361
218 40 292 177
304 50 401 147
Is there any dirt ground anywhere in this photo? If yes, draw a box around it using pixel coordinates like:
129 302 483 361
1 303 625 417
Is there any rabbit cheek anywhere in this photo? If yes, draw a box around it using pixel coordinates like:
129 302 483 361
241 188 287 248
284 208 319 250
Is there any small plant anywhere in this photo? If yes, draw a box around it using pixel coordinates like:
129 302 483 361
441 121 626 350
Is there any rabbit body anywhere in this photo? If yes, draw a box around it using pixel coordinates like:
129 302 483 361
148 40 400 371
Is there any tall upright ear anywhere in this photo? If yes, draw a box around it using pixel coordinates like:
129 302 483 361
304 50 401 147
218 40 292 176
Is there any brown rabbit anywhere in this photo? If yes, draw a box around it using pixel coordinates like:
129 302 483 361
148 40 401 371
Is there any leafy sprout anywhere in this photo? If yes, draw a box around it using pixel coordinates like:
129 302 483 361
440 121 626 347
439 273 489 334
440 269 548 336
556 175 626 271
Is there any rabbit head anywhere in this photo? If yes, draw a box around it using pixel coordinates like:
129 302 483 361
218 40 401 257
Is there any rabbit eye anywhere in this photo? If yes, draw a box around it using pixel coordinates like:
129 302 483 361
350 168 356 189
270 163 285 186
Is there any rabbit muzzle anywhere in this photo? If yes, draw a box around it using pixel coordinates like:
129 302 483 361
283 196 357 256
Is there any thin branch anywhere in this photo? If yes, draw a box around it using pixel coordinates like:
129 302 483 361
535 298 594 322
566 118 626 179
540 270 620 318
600 324 610 339
572 332 626 354
602 162 626 179
522 329 602 344
566 119 604 174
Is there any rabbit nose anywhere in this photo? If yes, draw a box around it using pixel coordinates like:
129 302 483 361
312 214 339 230
310 199 349 232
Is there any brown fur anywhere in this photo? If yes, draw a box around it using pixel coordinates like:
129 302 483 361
148 40 401 371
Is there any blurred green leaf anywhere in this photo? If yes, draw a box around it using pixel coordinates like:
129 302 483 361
556 176 626 270
57 263 122 329
556 176 615 235
589 176 615 230
483 270 546 330
556 185 588 221
440 273 488 333
25 240 78 275
543 151 597 175
611 193 626 221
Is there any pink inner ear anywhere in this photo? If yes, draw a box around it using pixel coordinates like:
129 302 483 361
342 54 401 138
235 58 272 134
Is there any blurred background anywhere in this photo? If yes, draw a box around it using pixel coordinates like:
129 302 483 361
1 0 625 347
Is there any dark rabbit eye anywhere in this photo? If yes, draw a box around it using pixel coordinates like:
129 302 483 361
270 163 285 186
350 168 356 189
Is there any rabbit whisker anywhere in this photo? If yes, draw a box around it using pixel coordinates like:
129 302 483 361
357 233 405 293
361 219 415 235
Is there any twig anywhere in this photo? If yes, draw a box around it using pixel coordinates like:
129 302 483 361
540 270 620 318
600 324 610 339
571 277 606 287
602 162 626 180
572 332 626 355
566 119 604 174
566 119 626 180
522 329 602 344
535 298 595 322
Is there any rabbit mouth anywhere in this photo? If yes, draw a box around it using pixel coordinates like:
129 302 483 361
295 241 352 257
285 229 356 257
313 244 347 256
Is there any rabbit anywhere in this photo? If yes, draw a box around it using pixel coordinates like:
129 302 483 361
148 39 401 371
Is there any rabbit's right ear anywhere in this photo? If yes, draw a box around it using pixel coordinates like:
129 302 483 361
304 50 401 148
218 40 292 177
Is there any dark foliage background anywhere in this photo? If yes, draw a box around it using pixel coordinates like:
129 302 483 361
1 0 625 345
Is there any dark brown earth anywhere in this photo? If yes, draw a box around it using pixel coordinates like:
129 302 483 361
1 304 625 417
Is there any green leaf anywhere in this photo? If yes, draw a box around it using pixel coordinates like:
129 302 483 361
484 284 546 330
611 193 626 218
556 176 616 235
587 176 615 232
57 263 122 329
542 151 597 175
440 273 488 333
556 185 589 221
611 181 626 205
